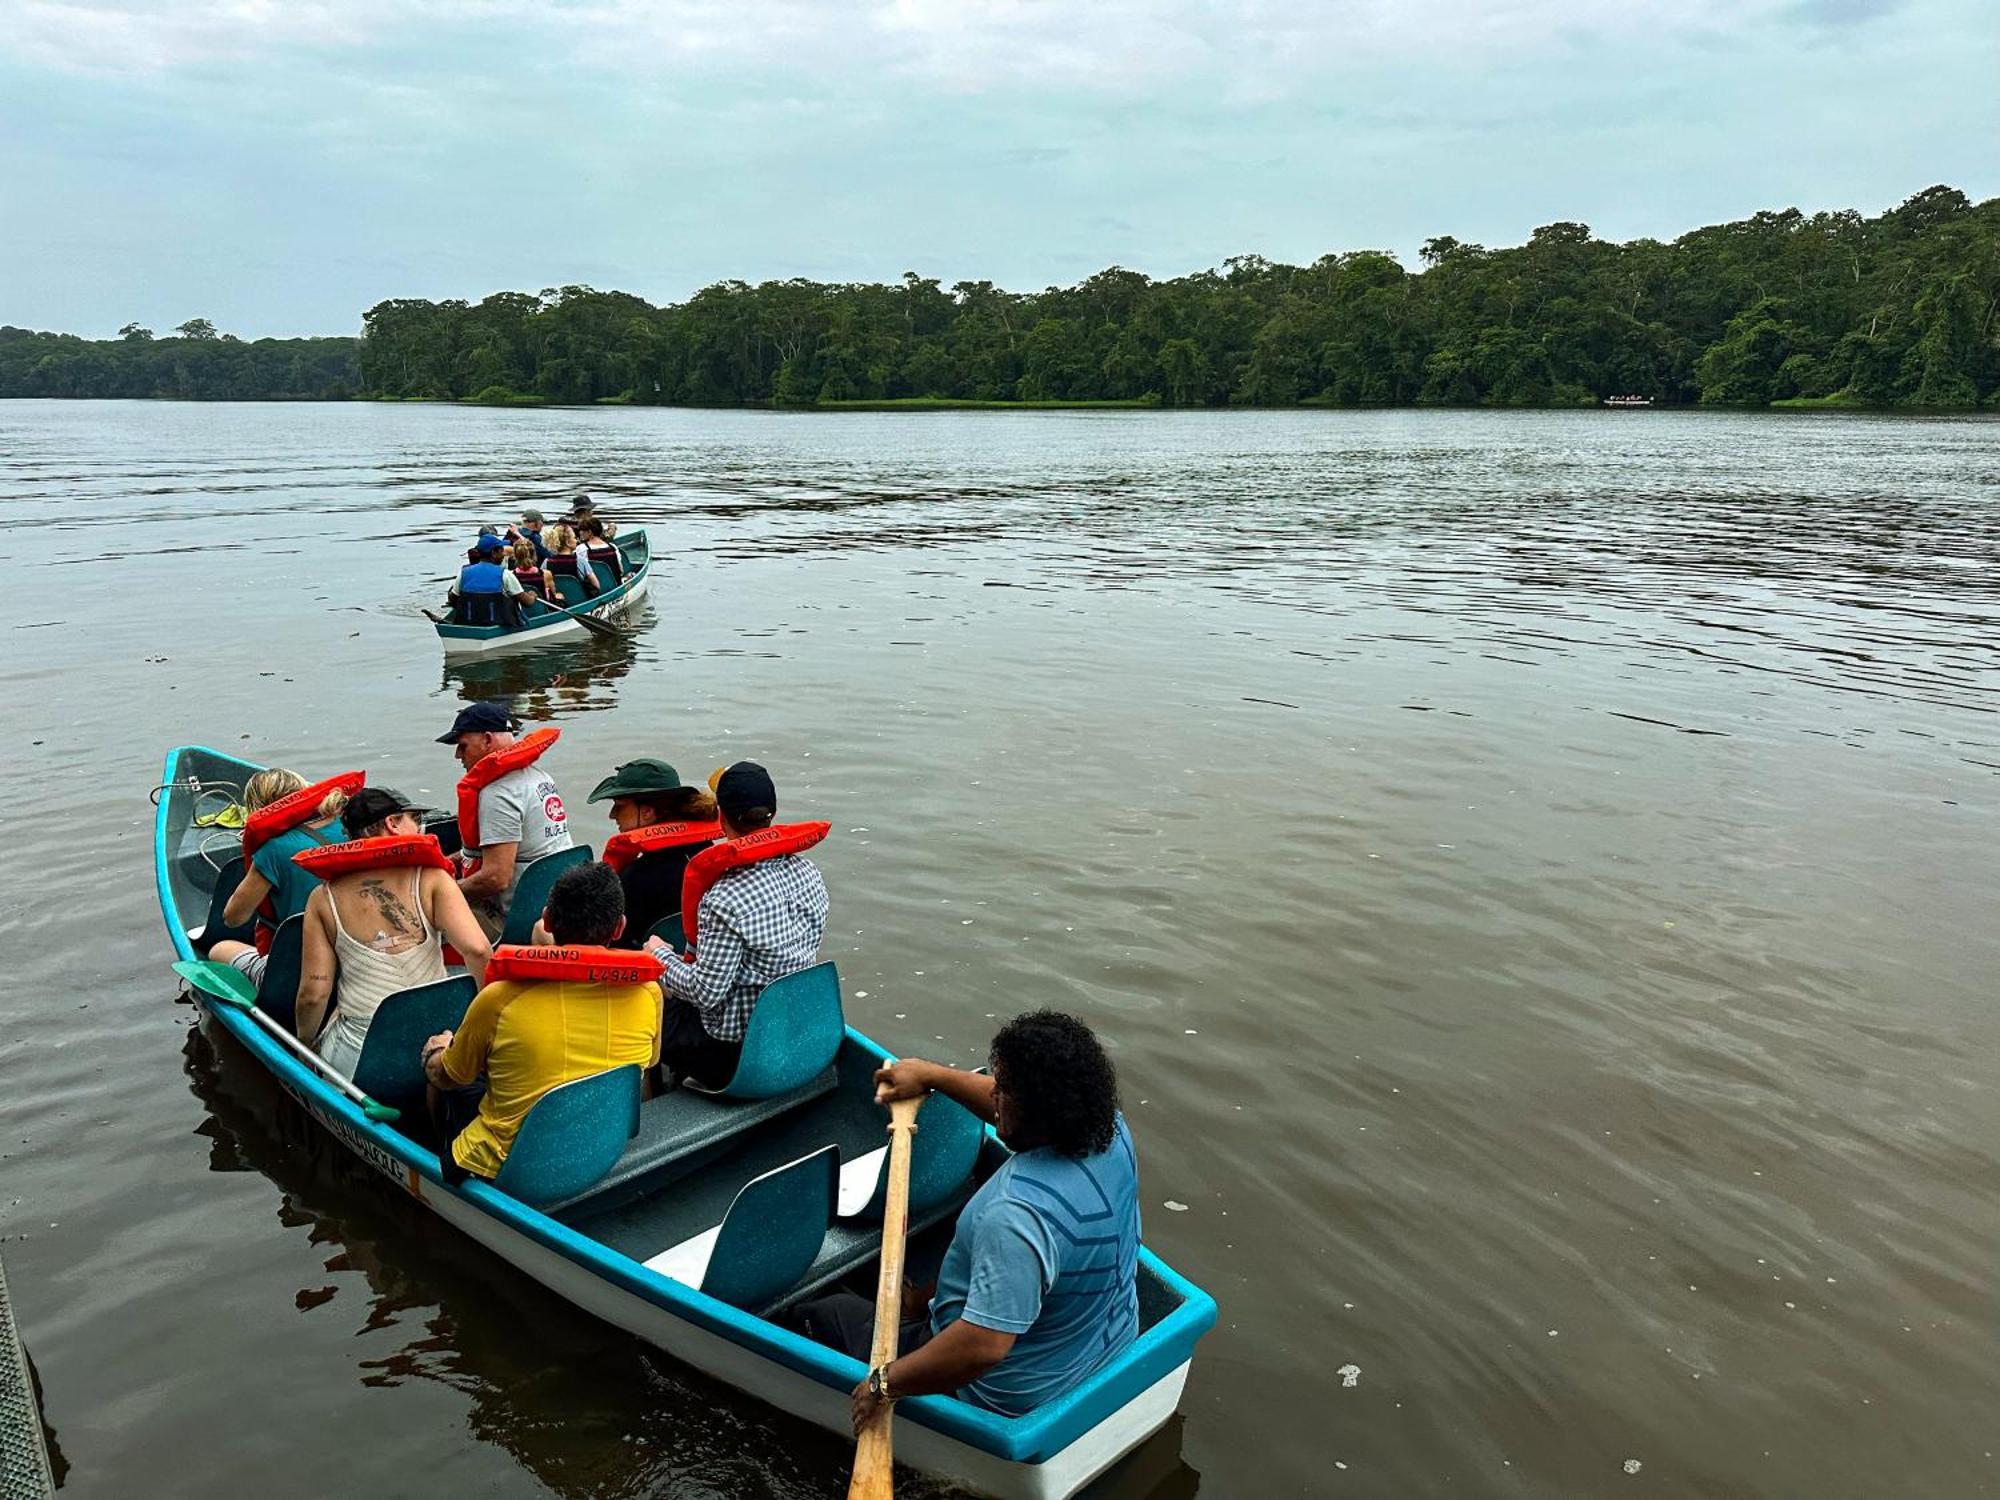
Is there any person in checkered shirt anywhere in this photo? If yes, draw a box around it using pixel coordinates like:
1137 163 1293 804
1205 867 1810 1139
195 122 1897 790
646 762 827 1086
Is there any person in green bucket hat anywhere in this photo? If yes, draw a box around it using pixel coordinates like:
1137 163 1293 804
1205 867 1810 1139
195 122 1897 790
588 758 718 949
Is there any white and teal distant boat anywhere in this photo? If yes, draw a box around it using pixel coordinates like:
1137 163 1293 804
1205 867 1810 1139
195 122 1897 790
153 744 1216 1499
432 529 651 655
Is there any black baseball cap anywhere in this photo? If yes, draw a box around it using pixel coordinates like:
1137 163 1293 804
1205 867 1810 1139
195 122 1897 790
436 699 517 743
714 761 777 822
588 758 683 803
343 786 420 831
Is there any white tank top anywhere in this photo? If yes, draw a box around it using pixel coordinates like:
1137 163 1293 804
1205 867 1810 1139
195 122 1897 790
316 869 448 1074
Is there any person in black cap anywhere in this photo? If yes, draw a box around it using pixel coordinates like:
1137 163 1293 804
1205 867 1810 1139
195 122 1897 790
587 758 717 948
437 701 575 939
569 492 616 539
645 761 827 1087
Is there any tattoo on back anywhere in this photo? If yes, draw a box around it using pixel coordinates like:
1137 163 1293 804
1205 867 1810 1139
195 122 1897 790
356 877 421 941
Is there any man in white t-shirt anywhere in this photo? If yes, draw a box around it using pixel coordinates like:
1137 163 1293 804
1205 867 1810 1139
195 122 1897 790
437 700 575 938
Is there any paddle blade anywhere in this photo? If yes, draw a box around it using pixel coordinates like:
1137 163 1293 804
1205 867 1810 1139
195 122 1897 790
172 958 257 1009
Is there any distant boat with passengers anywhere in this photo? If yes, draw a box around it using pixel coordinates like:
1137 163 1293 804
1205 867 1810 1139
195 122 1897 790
432 520 651 655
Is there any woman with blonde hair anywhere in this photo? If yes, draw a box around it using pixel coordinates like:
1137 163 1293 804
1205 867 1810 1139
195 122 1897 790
508 537 558 606
542 522 602 599
209 768 349 987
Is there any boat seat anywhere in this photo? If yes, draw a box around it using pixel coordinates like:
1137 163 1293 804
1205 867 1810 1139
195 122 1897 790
350 975 478 1109
255 914 307 1034
643 1145 838 1313
834 1090 986 1222
769 1178 979 1316
681 961 844 1102
645 913 685 953
548 1065 838 1217
492 1064 643 1209
498 844 593 945
194 855 257 956
588 559 621 592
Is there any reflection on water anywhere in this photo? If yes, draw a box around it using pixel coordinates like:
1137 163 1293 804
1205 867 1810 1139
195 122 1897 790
439 619 647 716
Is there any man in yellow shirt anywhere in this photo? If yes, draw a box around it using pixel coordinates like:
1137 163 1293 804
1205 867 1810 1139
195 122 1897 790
421 861 661 1181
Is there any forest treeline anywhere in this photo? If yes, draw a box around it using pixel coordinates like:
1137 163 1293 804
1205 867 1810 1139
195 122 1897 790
4 185 1995 409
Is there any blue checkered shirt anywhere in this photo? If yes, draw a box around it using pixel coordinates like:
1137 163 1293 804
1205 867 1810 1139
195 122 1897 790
660 854 828 1041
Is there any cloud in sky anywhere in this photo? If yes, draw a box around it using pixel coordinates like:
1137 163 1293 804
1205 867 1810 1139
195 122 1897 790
0 0 1990 335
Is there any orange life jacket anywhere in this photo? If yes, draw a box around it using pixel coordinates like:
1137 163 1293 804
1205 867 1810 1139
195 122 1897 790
292 834 456 879
680 821 830 949
241 771 366 859
601 819 721 874
455 728 560 871
241 770 365 952
484 944 665 986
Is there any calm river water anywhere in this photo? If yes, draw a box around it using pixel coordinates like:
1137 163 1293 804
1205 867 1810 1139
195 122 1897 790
0 401 1995 1497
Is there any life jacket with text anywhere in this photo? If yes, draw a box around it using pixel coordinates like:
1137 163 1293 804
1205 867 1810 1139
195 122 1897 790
510 565 547 595
455 727 561 874
242 772 366 860
242 771 365 953
291 834 456 880
484 944 665 986
584 544 623 582
680 821 830 950
601 819 720 875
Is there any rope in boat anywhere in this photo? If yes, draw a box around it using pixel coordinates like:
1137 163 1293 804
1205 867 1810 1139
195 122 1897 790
150 776 248 872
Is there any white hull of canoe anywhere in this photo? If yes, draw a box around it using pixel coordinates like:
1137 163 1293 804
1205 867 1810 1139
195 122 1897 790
266 1042 1185 1500
440 574 650 657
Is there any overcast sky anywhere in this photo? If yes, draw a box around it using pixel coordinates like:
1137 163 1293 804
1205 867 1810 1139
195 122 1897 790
2 0 1994 338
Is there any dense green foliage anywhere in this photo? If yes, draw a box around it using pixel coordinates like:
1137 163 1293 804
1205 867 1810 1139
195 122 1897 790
0 321 359 399
6 187 1996 408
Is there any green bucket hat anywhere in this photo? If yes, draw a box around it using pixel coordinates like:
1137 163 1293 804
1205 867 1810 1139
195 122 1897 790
588 758 683 803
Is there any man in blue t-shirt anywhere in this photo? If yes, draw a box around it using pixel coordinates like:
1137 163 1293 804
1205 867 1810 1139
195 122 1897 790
798 1011 1141 1427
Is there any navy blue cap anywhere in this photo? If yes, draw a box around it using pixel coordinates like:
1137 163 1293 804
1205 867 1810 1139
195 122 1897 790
714 761 777 822
475 531 506 553
436 699 516 743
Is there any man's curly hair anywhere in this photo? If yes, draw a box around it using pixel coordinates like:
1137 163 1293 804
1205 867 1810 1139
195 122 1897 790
989 1010 1119 1159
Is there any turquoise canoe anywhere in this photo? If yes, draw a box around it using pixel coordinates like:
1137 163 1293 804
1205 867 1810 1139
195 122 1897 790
433 529 652 655
153 745 1215 1499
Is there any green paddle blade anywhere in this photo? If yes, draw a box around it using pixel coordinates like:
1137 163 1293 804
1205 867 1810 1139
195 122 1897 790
361 1101 402 1123
172 958 258 1009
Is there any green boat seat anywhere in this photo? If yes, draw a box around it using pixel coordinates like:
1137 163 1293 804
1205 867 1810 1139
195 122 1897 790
681 961 844 1102
835 1089 986 1223
642 1145 838 1313
645 913 685 952
492 1064 643 1209
194 855 257 956
546 1066 839 1218
350 976 478 1110
255 914 307 1034
499 844 593 946
769 1176 980 1316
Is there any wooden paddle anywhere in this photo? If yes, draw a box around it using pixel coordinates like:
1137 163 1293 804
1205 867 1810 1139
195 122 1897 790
171 959 400 1122
849 1093 923 1499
